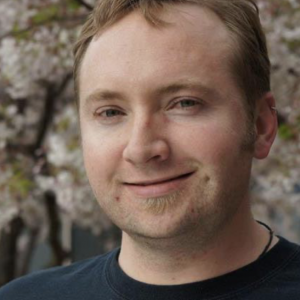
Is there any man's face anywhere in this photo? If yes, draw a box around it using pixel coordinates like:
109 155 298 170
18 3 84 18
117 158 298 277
79 5 254 241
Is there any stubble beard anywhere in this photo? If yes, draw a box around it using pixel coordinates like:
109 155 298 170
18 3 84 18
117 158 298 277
123 175 228 242
140 189 183 215
122 181 240 254
117 161 251 254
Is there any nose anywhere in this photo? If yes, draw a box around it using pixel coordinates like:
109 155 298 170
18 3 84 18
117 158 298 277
122 116 170 165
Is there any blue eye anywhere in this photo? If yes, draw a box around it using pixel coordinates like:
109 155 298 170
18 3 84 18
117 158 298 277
178 99 198 108
167 98 204 116
94 107 126 124
172 99 202 110
94 108 124 118
103 109 123 117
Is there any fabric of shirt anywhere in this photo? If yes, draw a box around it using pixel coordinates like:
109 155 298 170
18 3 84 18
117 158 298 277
0 236 299 300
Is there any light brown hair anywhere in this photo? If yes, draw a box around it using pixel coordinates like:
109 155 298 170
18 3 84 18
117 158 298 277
73 0 270 123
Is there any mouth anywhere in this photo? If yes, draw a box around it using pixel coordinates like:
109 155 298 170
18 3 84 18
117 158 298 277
125 172 195 186
123 172 195 198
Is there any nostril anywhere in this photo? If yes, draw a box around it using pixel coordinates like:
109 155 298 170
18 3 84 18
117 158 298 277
123 139 170 164
152 154 163 161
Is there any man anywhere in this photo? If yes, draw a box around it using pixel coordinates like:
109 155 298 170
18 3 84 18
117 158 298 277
1 0 299 299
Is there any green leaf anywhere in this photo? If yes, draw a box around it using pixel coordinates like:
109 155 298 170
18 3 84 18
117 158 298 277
67 138 79 151
57 118 70 132
32 5 59 25
12 23 30 40
8 171 34 198
68 0 81 11
278 124 295 140
282 38 300 52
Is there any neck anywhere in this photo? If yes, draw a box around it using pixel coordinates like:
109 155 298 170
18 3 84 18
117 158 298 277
118 203 278 285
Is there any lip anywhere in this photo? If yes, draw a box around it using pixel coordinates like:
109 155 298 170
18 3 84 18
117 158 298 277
124 172 194 197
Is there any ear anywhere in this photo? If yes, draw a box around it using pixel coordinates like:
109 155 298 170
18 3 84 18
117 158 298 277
254 92 278 159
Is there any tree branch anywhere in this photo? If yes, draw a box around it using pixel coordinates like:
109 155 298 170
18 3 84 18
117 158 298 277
32 73 72 153
44 191 70 265
0 217 24 287
18 228 39 277
0 73 72 285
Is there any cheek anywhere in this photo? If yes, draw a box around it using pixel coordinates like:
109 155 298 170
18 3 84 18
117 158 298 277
172 121 241 164
81 127 123 182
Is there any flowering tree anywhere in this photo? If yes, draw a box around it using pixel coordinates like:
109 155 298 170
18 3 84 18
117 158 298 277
0 0 113 285
251 0 300 240
0 0 299 286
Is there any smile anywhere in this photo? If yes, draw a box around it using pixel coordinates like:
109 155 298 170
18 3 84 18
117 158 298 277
124 172 195 197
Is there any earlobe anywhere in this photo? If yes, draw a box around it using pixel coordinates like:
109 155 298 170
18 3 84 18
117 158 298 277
254 92 278 159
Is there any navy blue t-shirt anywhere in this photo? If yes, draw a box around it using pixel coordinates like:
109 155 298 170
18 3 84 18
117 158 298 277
0 236 300 300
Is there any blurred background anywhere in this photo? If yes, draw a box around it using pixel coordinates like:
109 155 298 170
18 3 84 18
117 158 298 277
0 0 299 288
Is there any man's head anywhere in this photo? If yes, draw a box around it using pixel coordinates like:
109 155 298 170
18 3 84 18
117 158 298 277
75 1 277 244
74 0 270 124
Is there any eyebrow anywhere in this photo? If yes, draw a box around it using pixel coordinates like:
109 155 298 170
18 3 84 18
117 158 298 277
83 90 125 108
154 82 219 99
83 80 220 107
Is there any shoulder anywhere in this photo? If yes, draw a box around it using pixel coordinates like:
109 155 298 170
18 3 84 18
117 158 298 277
0 249 118 300
264 236 300 279
248 237 300 299
276 237 300 270
274 237 300 283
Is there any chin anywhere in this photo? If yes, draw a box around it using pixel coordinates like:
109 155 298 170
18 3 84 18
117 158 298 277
123 223 188 241
119 208 201 242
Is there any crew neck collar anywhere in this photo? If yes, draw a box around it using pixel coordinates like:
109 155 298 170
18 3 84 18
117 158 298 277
105 236 299 300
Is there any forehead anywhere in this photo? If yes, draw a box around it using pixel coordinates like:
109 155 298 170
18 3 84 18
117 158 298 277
79 4 236 103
